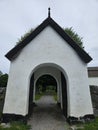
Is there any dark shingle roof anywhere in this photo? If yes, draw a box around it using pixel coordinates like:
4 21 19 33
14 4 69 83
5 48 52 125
88 67 98 77
5 16 92 63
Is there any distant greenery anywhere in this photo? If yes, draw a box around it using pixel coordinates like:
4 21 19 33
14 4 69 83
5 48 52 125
77 117 98 130
64 27 84 48
0 71 3 76
0 73 8 87
53 93 57 101
35 93 43 101
36 75 57 93
35 75 57 101
35 90 57 101
0 121 31 130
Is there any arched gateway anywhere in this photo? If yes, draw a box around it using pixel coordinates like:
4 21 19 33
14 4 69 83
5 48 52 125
28 63 68 117
3 13 94 123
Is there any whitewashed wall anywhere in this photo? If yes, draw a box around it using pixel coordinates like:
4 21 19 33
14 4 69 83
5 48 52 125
3 26 93 117
88 77 98 86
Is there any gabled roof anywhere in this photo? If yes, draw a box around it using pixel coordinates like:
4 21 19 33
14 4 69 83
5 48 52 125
5 16 92 63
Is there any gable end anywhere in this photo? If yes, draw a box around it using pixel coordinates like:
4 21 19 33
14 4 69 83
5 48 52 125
5 17 92 63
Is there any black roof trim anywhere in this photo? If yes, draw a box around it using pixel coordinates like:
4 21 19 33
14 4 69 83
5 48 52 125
5 17 92 63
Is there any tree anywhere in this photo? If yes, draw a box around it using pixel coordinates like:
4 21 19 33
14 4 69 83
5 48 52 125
64 27 84 48
0 74 8 87
16 27 84 49
0 71 3 76
36 75 57 93
16 29 33 45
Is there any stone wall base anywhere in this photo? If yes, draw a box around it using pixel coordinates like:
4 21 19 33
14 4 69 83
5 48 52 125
67 114 95 124
2 113 95 125
2 114 27 124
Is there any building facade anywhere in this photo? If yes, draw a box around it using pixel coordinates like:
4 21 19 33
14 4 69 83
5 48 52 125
3 15 94 123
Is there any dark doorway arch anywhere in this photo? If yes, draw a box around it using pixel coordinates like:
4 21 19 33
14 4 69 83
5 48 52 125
28 66 68 118
28 74 57 115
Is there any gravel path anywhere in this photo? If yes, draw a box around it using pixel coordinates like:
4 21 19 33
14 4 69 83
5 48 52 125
28 95 70 130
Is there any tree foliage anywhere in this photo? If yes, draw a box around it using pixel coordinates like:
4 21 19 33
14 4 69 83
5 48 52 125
36 75 57 93
16 29 33 45
0 71 2 76
0 74 8 87
64 27 84 48
16 26 84 49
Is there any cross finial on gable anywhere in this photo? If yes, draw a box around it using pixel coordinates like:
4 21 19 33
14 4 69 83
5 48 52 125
48 7 51 17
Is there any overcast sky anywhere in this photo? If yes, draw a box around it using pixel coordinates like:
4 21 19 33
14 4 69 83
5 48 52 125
0 0 98 73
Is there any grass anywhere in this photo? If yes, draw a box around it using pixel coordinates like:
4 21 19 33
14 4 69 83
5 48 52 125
35 93 43 101
0 121 31 130
53 93 57 101
76 117 98 130
35 91 57 101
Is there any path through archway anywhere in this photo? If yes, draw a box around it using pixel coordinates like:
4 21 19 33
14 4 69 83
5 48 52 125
28 64 68 118
28 95 70 130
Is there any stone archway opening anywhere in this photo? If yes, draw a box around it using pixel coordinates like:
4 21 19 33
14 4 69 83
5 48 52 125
28 63 68 118
35 74 57 100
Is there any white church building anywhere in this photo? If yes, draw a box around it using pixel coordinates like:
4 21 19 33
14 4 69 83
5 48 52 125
3 11 94 123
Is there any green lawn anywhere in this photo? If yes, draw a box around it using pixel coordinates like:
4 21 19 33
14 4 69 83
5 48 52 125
0 121 31 130
76 117 98 130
